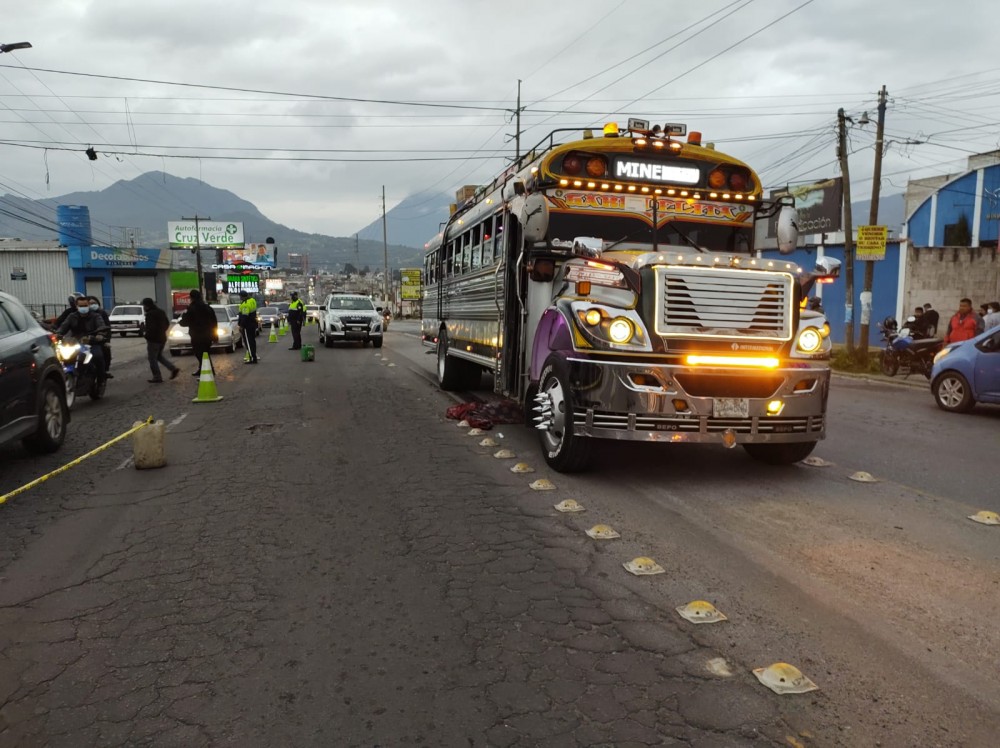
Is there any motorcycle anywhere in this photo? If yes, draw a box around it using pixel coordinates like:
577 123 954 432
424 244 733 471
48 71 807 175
56 336 107 408
382 310 391 331
877 316 943 379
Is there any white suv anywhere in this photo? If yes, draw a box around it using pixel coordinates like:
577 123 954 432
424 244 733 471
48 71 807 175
318 294 384 348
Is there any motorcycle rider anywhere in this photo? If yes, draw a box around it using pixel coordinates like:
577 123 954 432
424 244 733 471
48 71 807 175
57 294 109 384
55 292 85 327
88 295 114 379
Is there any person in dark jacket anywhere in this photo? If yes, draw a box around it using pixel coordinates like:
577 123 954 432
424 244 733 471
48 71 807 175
287 291 305 350
142 297 179 383
57 294 109 383
88 295 114 378
179 289 217 376
55 292 85 327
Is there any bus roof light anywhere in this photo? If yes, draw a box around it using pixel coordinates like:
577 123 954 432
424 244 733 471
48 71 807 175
687 131 702 146
603 123 619 137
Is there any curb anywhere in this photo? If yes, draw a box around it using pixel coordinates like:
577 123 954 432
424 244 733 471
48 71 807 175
831 370 929 390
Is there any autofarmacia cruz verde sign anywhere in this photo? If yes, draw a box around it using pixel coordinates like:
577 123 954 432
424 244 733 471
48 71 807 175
167 221 245 248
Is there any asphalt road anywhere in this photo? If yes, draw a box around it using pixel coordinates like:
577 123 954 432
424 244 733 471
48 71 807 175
0 321 997 746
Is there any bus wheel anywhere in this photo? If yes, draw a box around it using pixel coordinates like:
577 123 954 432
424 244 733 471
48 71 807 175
535 355 593 473
742 441 817 465
437 332 476 390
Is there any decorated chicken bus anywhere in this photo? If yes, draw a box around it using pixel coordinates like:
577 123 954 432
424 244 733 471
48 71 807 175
421 119 840 472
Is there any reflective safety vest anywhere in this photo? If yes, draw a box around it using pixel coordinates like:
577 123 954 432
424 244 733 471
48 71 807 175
289 299 305 311
238 297 257 325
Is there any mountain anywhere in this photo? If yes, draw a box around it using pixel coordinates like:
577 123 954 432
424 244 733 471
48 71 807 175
355 191 453 250
0 172 423 271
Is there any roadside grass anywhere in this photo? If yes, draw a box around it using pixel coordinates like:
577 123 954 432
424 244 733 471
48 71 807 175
830 345 884 374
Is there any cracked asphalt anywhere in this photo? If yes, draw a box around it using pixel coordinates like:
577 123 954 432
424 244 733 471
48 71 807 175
1 325 996 746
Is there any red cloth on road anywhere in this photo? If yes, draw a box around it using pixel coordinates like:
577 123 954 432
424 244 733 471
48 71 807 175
445 400 523 430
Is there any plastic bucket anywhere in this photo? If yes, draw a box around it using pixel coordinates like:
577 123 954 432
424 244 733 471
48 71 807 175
133 420 166 469
301 345 315 362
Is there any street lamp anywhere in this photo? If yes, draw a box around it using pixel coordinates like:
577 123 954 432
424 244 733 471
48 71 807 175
0 41 32 54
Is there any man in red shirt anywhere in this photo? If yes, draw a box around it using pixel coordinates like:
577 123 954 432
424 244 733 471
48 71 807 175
944 298 984 344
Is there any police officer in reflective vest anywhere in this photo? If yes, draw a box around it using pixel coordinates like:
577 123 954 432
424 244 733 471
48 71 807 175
238 290 259 364
287 292 306 350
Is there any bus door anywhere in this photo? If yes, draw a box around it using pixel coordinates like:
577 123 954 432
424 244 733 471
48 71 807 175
497 213 525 398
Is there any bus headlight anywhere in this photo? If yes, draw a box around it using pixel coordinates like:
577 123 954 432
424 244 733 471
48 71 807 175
608 318 633 343
584 308 602 326
797 327 822 353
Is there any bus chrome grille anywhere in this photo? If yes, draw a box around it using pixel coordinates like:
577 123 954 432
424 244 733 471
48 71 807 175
656 267 793 340
577 411 824 435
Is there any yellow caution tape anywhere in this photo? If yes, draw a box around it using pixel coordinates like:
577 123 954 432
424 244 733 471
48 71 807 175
0 416 154 505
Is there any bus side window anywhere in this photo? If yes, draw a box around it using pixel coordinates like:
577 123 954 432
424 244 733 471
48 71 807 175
471 225 482 269
446 240 457 277
493 214 505 263
461 232 472 273
482 216 495 265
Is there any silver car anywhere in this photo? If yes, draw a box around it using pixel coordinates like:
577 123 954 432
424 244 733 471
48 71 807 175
168 305 242 354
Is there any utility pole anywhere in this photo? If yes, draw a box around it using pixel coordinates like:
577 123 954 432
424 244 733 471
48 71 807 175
183 214 209 296
837 110 856 355
858 85 888 361
381 186 389 306
515 79 522 160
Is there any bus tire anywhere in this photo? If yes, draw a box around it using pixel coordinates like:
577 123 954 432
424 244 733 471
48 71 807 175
536 355 593 473
437 332 471 390
742 441 817 465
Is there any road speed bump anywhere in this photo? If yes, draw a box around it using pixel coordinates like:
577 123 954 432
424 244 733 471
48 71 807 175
623 557 665 576
457 420 470 428
529 479 555 491
479 437 499 447
467 428 485 436
676 600 728 624
585 524 620 539
801 456 832 467
968 510 1000 525
752 663 819 694
510 462 534 473
554 499 585 512
494 449 516 459
849 471 878 483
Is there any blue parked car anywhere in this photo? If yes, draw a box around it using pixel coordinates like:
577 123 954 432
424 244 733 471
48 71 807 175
930 326 1000 412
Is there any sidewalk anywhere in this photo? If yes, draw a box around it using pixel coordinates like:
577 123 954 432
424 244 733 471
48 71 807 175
831 367 931 390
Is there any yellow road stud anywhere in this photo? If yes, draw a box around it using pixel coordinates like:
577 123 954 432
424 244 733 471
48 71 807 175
510 462 534 473
706 657 734 677
457 420 470 428
494 449 516 459
479 438 499 447
676 600 728 624
753 663 818 694
585 524 620 539
801 456 832 467
849 470 878 483
623 556 665 576
554 499 585 513
467 428 485 436
968 510 1000 525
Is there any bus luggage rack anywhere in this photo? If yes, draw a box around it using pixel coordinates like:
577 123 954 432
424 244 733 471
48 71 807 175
656 267 792 339
578 411 823 435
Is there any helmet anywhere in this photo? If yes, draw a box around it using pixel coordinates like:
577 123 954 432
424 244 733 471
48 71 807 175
68 291 85 306
239 290 248 299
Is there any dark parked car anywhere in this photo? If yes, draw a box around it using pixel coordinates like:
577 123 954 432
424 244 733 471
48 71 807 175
0 290 70 453
257 307 281 328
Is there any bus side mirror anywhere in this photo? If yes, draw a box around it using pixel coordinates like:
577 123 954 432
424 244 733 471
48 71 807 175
777 206 800 254
572 236 603 259
815 256 841 278
502 177 526 200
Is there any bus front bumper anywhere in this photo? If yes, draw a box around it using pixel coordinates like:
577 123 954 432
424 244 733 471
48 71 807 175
563 357 829 445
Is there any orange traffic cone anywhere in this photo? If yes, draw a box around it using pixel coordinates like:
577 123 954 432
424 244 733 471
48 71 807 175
192 353 223 403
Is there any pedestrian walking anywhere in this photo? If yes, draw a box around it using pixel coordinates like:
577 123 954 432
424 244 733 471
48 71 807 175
142 297 180 383
287 291 305 350
238 290 259 364
178 289 217 376
944 297 983 344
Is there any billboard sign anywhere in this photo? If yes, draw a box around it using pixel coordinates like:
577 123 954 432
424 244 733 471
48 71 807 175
856 225 888 261
226 274 260 294
167 221 244 248
400 268 422 300
767 178 843 237
219 243 276 268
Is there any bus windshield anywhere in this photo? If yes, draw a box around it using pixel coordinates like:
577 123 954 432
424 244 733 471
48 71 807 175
546 213 753 254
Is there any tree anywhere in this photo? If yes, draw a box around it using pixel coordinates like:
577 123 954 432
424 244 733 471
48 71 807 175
343 262 358 276
360 265 370 276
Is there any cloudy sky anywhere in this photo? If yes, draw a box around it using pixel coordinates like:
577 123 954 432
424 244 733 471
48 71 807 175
1 0 997 239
